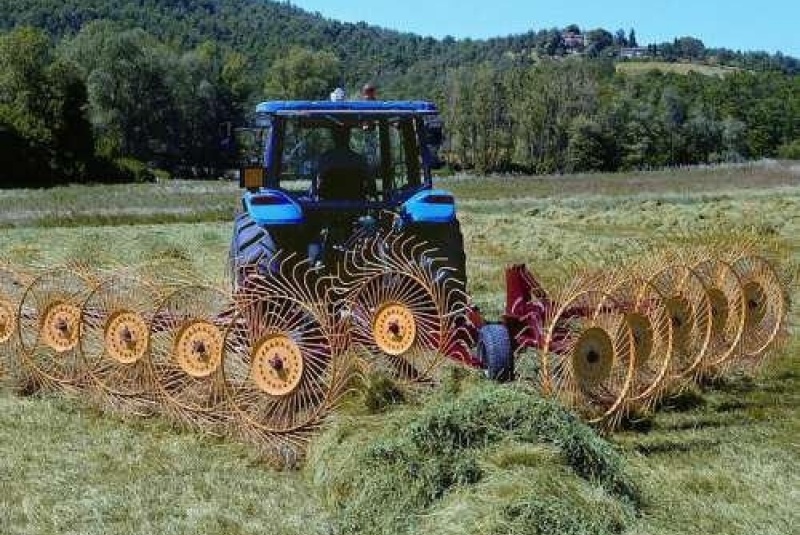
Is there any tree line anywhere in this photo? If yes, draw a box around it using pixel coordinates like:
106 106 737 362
1 23 249 186
442 60 800 173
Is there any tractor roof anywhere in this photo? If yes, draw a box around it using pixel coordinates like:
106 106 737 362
255 100 439 116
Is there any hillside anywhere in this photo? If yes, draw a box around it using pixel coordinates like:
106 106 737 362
1 0 796 93
0 0 567 93
1 0 799 185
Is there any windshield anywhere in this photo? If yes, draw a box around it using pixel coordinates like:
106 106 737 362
273 116 422 200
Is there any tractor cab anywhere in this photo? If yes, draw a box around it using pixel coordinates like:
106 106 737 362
232 98 460 276
237 100 444 205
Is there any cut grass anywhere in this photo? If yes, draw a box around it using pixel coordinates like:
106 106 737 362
0 163 797 534
615 61 741 77
0 393 330 535
309 379 638 535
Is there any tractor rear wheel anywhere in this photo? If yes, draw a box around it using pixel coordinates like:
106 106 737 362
412 219 467 291
230 213 278 289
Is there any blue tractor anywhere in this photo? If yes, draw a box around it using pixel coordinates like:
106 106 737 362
230 99 466 288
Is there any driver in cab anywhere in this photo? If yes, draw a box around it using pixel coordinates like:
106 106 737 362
316 125 370 201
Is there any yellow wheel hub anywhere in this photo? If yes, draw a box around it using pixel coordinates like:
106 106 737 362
706 288 730 337
665 296 693 353
743 281 767 327
104 311 149 364
251 334 304 396
173 321 223 378
372 302 417 356
625 312 653 367
572 327 614 387
0 299 15 344
40 301 82 353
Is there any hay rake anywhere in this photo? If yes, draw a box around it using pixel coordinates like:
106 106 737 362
0 237 792 462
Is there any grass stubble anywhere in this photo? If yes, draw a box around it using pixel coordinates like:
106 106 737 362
0 161 797 534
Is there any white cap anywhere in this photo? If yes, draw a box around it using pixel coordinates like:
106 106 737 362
330 87 346 102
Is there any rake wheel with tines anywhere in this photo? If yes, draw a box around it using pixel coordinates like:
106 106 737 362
690 254 747 378
604 272 675 415
727 253 789 371
646 262 713 386
0 264 33 379
16 268 97 392
149 285 232 433
226 259 349 457
339 233 468 385
540 282 636 429
80 273 161 414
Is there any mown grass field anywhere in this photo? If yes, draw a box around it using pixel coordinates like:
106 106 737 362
0 161 797 534
615 60 741 77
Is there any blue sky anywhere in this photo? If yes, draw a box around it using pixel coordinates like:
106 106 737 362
289 1 799 57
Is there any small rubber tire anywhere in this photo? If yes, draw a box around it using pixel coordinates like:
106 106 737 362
478 323 513 382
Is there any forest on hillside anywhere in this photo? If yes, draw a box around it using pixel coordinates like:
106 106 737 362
1 0 799 185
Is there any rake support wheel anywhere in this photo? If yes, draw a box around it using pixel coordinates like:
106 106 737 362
0 265 32 377
0 299 16 345
647 264 712 384
17 270 95 391
607 275 675 414
340 234 469 384
149 285 231 433
226 261 346 454
691 256 746 377
729 254 788 370
81 274 161 413
540 287 636 428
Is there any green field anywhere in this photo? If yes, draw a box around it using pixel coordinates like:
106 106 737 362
615 60 741 77
0 162 798 534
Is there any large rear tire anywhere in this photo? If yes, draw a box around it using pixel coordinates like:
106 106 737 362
412 219 467 291
230 213 278 289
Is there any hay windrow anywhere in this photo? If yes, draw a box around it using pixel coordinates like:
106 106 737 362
308 378 639 535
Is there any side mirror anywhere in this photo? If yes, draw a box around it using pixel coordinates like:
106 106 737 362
424 117 444 147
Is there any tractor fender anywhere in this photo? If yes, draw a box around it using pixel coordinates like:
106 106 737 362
401 189 456 224
243 189 303 226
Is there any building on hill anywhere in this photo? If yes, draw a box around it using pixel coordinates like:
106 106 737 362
619 47 650 59
562 30 585 50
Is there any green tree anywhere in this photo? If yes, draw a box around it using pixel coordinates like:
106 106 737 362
0 26 51 142
62 22 176 159
0 27 95 185
264 47 341 100
566 115 607 172
628 29 638 48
